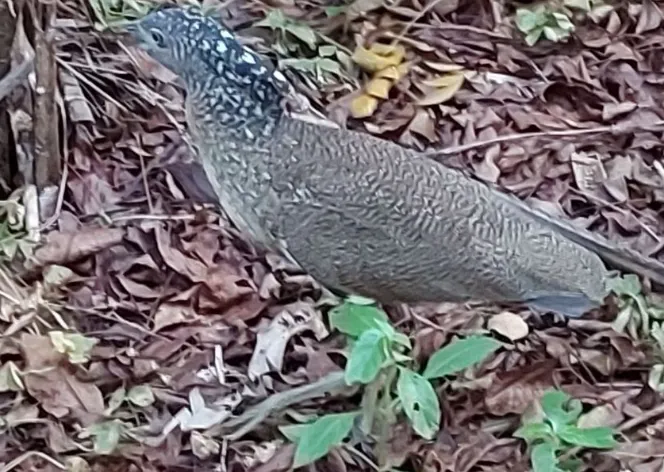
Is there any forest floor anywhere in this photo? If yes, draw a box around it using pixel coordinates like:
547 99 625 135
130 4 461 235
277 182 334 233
2 0 664 471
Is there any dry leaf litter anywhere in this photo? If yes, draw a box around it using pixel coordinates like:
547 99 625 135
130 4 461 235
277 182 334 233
1 0 664 471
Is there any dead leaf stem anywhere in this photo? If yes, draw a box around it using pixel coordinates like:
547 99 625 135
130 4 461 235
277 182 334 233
427 121 664 157
221 371 350 440
0 451 65 472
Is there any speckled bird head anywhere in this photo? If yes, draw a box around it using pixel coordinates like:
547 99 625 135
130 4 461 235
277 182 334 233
126 6 291 133
127 6 289 95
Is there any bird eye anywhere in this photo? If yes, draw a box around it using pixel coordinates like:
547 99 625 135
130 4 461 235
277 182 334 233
150 29 166 47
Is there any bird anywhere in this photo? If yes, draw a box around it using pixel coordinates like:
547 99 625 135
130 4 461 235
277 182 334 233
124 6 664 318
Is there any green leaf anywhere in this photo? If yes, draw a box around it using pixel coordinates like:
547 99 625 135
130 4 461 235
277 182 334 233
126 385 155 407
285 23 318 49
255 9 288 30
557 425 618 449
607 274 642 297
543 26 564 42
49 331 98 364
558 456 583 471
279 423 310 443
319 45 337 57
552 12 575 30
531 442 558 472
317 58 343 75
346 294 376 305
541 390 582 432
422 335 501 379
0 361 24 392
345 329 388 384
525 28 543 46
325 5 345 16
516 8 541 32
87 420 126 455
329 302 389 338
396 368 440 439
392 332 412 351
285 411 358 468
514 422 555 443
280 58 317 73
106 386 126 414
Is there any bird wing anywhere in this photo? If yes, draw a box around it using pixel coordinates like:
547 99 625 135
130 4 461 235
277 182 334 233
266 118 609 312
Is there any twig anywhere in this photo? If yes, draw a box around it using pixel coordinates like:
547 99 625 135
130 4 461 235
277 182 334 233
343 445 380 471
56 59 129 113
110 213 197 223
397 20 511 40
567 188 661 242
138 151 154 214
618 401 664 432
0 451 66 472
426 121 664 157
219 371 351 440
388 0 443 48
32 0 61 189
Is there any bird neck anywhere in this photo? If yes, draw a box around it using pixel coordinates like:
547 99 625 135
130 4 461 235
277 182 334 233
184 69 285 142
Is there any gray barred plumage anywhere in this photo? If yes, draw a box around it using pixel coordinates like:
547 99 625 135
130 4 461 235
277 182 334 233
126 6 664 317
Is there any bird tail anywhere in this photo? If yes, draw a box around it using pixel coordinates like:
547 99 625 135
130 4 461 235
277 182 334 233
498 191 664 287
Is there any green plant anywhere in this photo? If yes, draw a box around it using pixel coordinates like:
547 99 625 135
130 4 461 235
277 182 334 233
515 5 575 46
279 297 502 468
514 390 618 472
609 274 664 393
88 0 153 28
254 10 354 87
515 0 613 46
0 199 34 261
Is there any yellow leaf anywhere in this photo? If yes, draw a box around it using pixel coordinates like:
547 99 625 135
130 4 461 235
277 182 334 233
375 62 410 80
369 43 405 58
352 44 405 72
350 94 379 118
365 78 392 99
417 73 465 106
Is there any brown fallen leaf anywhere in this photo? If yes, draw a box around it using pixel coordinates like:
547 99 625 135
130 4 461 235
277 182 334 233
248 302 328 380
487 311 529 341
20 333 65 368
485 360 557 416
24 367 104 424
570 151 607 198
30 227 124 269
474 144 502 183
154 226 207 282
635 0 663 33
577 403 625 428
417 72 464 106
153 303 199 332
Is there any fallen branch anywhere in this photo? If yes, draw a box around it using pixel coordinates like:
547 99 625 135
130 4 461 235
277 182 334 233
426 120 664 157
215 371 352 440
